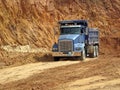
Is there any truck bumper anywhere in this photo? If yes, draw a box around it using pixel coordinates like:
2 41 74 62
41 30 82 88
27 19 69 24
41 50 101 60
52 52 81 57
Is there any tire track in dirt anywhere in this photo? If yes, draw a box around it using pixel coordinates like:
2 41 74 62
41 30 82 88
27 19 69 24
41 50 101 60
0 55 120 90
0 61 80 84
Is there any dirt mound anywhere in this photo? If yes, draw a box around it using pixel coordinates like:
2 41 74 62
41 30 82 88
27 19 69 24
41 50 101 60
0 47 52 68
0 0 119 53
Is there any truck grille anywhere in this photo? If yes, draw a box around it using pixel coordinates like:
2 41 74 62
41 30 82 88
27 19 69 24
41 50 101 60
59 40 73 52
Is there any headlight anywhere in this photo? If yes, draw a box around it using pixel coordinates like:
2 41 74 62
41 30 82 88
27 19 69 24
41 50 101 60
52 48 58 51
52 43 58 51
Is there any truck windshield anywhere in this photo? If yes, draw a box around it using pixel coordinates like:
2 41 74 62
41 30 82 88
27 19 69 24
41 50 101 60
60 27 81 35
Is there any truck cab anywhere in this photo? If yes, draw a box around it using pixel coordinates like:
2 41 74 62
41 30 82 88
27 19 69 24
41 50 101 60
52 20 99 61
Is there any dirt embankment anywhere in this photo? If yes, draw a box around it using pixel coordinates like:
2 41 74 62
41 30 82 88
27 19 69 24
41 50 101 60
0 0 119 53
0 0 119 67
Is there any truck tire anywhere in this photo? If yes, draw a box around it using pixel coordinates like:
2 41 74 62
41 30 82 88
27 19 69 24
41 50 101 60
54 57 60 61
95 46 99 57
81 48 86 60
90 46 96 58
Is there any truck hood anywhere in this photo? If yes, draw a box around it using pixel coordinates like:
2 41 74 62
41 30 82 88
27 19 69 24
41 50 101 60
59 34 79 40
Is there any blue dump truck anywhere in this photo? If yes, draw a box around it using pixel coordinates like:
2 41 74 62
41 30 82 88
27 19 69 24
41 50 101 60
52 20 99 61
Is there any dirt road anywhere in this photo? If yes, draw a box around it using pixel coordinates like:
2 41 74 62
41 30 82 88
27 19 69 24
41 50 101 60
0 61 80 84
0 55 120 90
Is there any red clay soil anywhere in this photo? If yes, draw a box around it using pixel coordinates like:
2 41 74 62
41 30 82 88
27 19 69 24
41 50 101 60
0 0 119 52
0 0 119 67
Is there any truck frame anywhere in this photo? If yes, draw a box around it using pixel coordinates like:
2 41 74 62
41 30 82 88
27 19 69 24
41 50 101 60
52 20 99 61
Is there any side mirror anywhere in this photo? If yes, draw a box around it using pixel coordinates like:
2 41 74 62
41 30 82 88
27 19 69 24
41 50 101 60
53 26 59 43
80 28 84 34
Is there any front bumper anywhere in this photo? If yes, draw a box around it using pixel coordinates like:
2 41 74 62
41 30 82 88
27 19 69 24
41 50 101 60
52 52 81 57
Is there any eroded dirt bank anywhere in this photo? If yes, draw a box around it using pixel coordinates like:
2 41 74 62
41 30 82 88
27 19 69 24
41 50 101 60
0 0 119 69
0 0 119 53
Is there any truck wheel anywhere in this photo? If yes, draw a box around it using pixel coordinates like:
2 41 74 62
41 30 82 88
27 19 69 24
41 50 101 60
54 57 60 61
95 46 99 57
81 48 86 60
90 46 96 58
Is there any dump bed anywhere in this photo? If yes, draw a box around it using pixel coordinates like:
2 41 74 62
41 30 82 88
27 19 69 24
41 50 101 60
59 20 88 27
88 28 99 45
